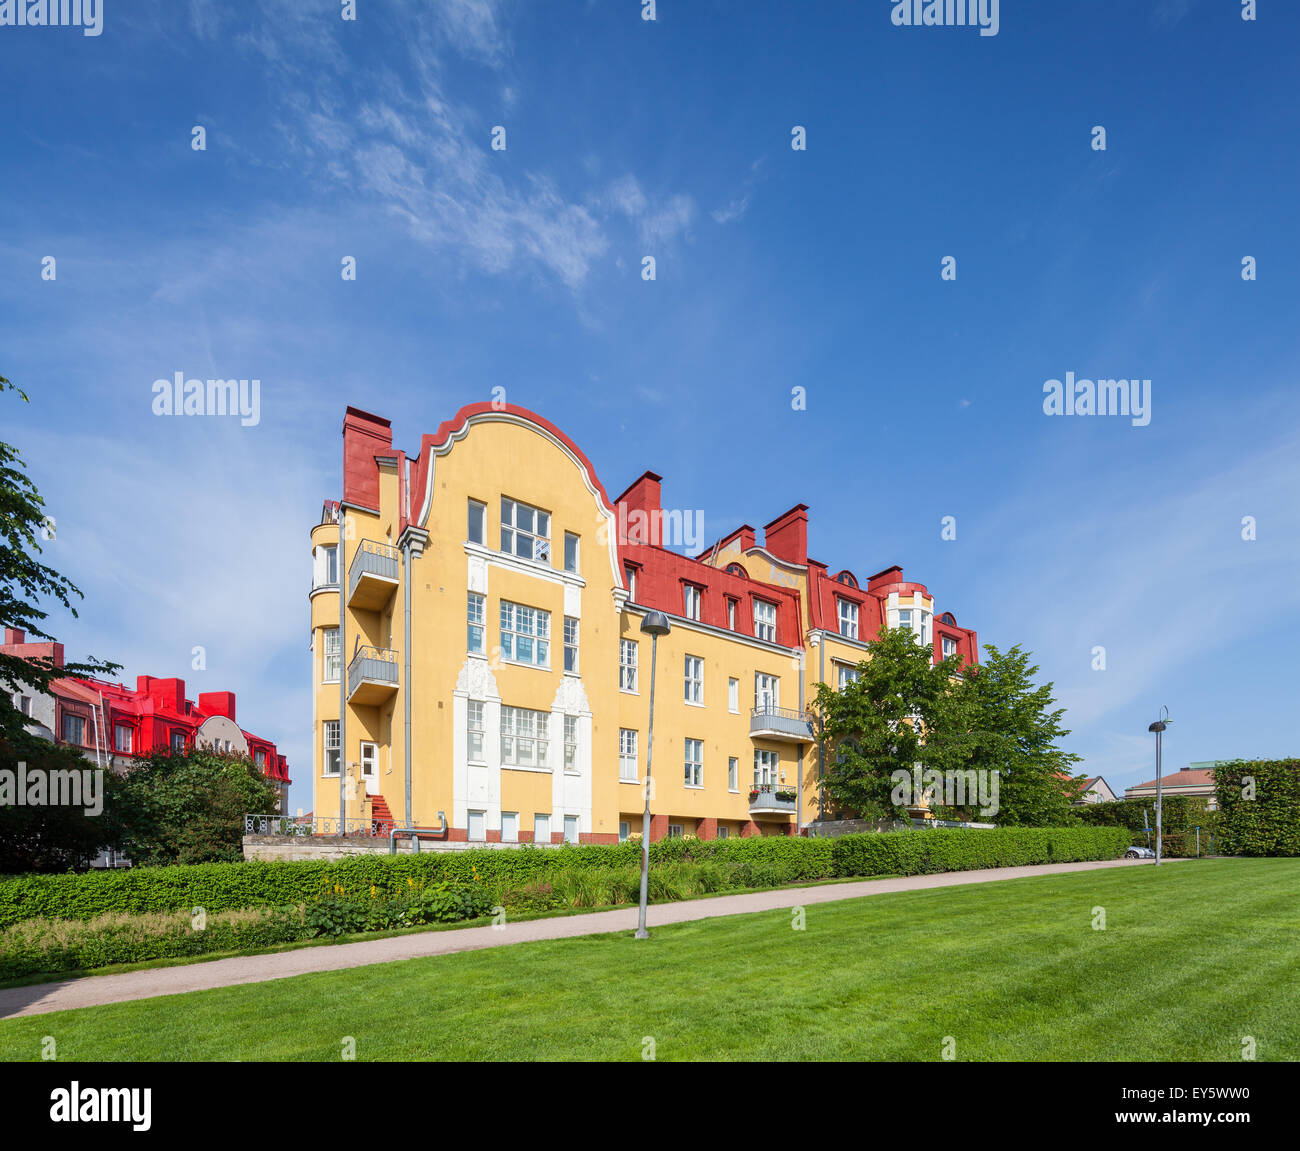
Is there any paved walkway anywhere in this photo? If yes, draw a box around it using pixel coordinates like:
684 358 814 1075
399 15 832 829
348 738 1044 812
0 858 1180 1019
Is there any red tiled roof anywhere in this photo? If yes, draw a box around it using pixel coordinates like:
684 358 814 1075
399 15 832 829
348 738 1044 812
1129 769 1215 790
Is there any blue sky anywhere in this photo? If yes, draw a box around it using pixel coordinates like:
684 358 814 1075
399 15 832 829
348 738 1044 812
3 0 1297 812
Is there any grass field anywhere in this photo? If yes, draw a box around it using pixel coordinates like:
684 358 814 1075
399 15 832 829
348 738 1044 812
1 858 1295 1061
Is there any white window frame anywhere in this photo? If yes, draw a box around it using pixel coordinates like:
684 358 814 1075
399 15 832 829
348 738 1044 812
564 532 580 574
754 748 779 786
837 664 861 690
728 677 739 713
501 706 550 769
533 813 551 844
684 584 701 621
563 714 579 773
500 600 550 668
727 598 736 630
322 627 341 683
728 756 739 792
619 728 638 781
323 719 341 776
563 814 580 844
467 593 486 655
467 700 486 763
618 820 631 843
753 599 776 642
502 811 519 843
755 672 780 710
500 497 551 564
837 597 859 640
563 615 579 674
467 498 486 545
684 737 703 788
625 566 637 601
684 655 704 705
113 723 132 753
941 635 959 659
620 638 638 692
668 823 684 839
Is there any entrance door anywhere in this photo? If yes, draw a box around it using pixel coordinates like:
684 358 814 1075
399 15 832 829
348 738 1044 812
360 741 379 795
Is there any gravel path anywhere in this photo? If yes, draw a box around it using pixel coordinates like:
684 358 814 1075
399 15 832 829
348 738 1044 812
0 857 1180 1020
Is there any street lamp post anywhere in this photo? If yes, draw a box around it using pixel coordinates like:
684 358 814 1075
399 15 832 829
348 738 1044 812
635 610 671 940
1148 708 1171 867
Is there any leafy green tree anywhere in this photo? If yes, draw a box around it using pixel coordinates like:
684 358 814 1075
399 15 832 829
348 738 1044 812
0 737 122 873
954 643 1082 826
1 377 119 749
112 748 281 866
813 626 969 820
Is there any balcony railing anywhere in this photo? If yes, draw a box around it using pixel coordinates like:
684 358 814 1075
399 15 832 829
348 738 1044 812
748 783 798 814
348 645 399 704
348 539 400 609
750 704 814 742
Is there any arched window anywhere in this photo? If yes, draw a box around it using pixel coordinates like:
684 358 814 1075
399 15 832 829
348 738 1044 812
835 571 858 588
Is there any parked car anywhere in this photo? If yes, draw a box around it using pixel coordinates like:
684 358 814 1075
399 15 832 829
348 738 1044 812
1124 845 1156 859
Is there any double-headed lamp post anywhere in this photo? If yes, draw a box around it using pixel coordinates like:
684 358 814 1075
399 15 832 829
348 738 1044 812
1147 707 1171 867
635 610 672 940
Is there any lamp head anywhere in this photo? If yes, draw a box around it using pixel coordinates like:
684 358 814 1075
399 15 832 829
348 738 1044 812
640 610 672 638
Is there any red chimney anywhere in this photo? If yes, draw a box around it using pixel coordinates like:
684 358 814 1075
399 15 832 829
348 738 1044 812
342 406 393 512
3 628 24 645
764 505 809 566
198 692 236 722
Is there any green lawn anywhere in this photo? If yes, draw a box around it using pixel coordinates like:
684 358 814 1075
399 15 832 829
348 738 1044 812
1 858 1295 1061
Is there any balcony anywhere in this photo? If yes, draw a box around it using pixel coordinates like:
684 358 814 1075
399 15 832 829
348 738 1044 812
750 704 814 743
749 783 797 816
348 645 399 705
348 540 400 611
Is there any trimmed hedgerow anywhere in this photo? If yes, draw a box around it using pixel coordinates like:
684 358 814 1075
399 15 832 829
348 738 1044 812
830 827 1129 878
0 828 1125 929
0 837 835 928
1214 759 1300 857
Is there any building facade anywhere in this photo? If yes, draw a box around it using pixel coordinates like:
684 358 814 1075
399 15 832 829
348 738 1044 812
309 403 978 844
2 628 291 811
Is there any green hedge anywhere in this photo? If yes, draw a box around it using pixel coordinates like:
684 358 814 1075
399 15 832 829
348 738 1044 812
0 907 313 981
0 837 834 928
1214 759 1300 857
0 828 1128 930
830 827 1130 878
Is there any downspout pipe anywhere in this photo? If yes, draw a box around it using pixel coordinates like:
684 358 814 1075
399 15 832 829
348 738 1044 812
402 540 413 827
817 632 825 820
338 504 347 838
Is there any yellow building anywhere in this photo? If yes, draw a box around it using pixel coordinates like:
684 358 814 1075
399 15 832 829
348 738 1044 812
309 402 978 844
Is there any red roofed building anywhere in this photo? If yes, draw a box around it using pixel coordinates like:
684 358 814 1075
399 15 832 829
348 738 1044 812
2 628 290 811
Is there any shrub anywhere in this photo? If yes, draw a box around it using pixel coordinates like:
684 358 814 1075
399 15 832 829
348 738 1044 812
0 836 834 927
1214 759 1300 857
0 905 311 982
831 826 1129 878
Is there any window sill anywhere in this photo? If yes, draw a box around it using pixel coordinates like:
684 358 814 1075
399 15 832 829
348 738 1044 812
619 777 640 785
684 700 705 709
684 784 705 791
502 764 553 774
620 687 639 696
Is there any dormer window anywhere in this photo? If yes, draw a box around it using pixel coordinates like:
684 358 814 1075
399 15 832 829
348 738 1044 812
753 599 776 643
683 585 701 621
837 597 859 639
